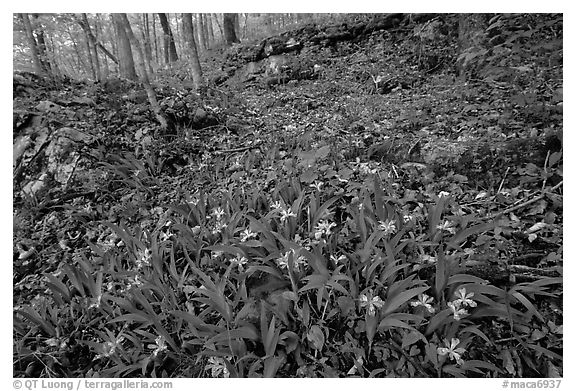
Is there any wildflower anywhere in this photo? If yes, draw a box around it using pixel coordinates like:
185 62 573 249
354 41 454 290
377 220 397 235
151 335 168 357
310 181 323 191
410 294 435 314
280 207 296 223
330 254 347 265
212 251 224 259
191 225 201 235
358 162 377 175
438 191 450 198
212 220 227 234
88 294 102 309
314 220 337 239
212 207 225 220
230 256 248 272
452 287 477 308
403 214 414 223
360 292 384 316
436 220 457 234
206 356 230 378
95 336 125 360
270 200 283 211
420 254 437 264
239 228 257 242
188 197 199 206
448 301 469 321
135 248 152 268
334 174 349 183
437 338 466 365
276 249 306 272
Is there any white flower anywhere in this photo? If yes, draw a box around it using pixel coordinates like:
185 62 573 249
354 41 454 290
230 256 248 272
206 356 230 378
270 201 283 211
330 254 347 264
448 301 469 320
314 220 337 239
436 220 456 234
452 288 477 308
151 335 168 357
410 294 435 313
276 249 306 272
360 292 384 316
88 294 102 309
437 338 466 365
438 191 450 198
280 208 296 223
403 214 414 223
95 336 124 360
420 254 437 264
212 207 225 220
310 181 323 191
239 228 257 242
136 248 152 268
377 220 397 235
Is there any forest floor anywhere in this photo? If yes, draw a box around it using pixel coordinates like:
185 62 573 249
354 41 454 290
13 14 563 378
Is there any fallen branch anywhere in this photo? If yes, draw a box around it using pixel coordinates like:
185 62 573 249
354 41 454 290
213 141 263 154
485 180 563 220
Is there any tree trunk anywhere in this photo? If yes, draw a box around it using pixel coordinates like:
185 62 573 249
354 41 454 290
20 13 44 75
158 13 179 63
182 13 204 90
141 13 155 76
223 13 240 45
31 14 52 74
201 14 209 49
112 13 137 80
78 14 101 81
206 13 215 47
118 14 167 130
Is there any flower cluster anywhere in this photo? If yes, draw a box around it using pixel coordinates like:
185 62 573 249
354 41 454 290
205 356 230 378
447 288 477 320
270 200 297 222
211 207 227 234
135 248 152 269
276 249 307 272
314 220 337 240
95 335 125 360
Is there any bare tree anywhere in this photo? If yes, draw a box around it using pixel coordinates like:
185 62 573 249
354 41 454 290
158 13 178 63
118 14 167 129
223 13 240 45
182 13 204 90
112 13 137 80
20 13 44 75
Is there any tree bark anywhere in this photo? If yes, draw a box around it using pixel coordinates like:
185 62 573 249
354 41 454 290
112 13 137 80
182 13 204 90
223 13 240 45
118 14 167 130
20 13 44 75
78 14 101 81
158 13 179 63
206 13 215 47
31 14 52 74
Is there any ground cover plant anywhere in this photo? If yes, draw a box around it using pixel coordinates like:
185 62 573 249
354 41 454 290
13 13 562 378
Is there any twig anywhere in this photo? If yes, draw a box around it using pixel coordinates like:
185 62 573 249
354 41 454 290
213 141 263 154
485 180 563 220
497 167 510 194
